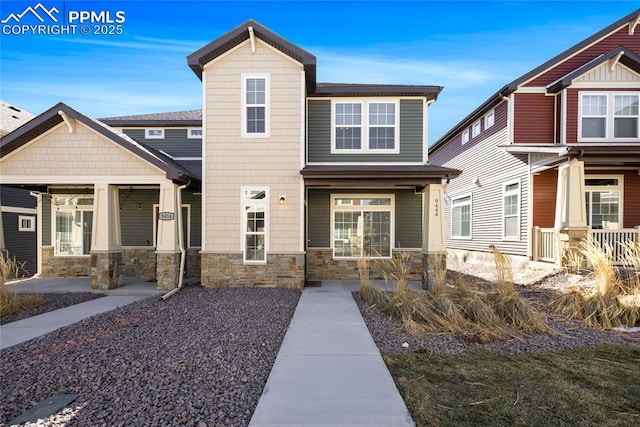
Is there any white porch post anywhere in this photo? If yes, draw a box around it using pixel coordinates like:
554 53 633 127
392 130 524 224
90 183 123 289
156 181 181 290
422 183 447 290
555 160 588 266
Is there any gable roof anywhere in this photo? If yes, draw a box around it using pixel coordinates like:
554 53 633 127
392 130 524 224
430 8 640 153
0 101 34 136
187 19 317 93
0 102 200 188
100 110 202 127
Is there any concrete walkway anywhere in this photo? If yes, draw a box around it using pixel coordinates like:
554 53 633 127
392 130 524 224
249 281 415 427
0 295 148 350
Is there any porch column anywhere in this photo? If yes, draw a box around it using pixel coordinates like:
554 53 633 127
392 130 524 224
422 183 447 291
91 183 123 290
156 181 180 291
555 159 588 266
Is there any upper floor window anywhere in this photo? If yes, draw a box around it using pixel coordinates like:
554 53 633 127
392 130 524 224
145 129 164 139
472 120 481 138
332 101 399 153
461 129 470 145
484 109 495 129
242 75 269 137
188 128 202 139
580 93 639 141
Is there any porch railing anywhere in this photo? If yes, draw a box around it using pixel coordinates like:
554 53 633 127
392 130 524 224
588 227 640 265
532 227 559 264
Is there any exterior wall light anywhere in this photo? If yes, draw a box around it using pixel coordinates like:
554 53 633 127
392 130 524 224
279 196 286 205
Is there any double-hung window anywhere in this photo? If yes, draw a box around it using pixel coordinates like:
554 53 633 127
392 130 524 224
484 109 495 129
580 93 639 140
451 195 471 239
242 75 269 137
585 176 622 230
472 120 481 138
333 101 398 153
502 181 520 240
332 195 393 258
242 187 269 263
53 196 93 256
461 129 470 144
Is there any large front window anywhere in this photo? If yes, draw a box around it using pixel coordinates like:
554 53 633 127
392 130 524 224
580 93 639 140
332 196 393 258
333 101 399 153
585 176 622 230
53 196 93 256
242 187 268 263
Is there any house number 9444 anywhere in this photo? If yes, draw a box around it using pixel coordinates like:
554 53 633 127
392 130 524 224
434 198 439 217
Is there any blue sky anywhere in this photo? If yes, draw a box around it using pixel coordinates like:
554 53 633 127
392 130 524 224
1 0 638 143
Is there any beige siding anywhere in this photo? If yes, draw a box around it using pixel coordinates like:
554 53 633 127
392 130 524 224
0 122 164 178
575 63 639 82
203 39 303 253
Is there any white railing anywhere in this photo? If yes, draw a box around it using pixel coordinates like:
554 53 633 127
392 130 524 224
588 227 640 265
532 227 559 264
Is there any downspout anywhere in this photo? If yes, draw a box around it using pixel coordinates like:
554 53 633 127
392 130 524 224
161 183 188 300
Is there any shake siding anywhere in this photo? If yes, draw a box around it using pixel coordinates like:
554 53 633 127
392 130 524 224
525 27 640 87
203 39 302 253
306 189 422 249
433 127 530 256
307 99 424 163
0 123 165 178
122 129 202 158
513 94 554 143
532 169 557 228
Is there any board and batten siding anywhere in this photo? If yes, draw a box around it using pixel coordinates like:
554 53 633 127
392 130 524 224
121 129 202 158
203 38 303 253
432 126 531 256
306 188 423 249
307 99 424 163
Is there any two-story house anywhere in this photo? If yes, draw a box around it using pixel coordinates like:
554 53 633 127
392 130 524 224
0 20 459 290
429 9 640 265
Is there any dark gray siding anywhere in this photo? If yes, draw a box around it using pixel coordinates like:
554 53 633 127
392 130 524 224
307 99 424 163
2 211 37 276
122 129 201 158
42 196 51 246
182 192 201 247
307 189 422 248
0 186 36 208
120 189 158 246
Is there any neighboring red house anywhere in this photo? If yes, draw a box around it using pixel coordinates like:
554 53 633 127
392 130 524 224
429 9 640 264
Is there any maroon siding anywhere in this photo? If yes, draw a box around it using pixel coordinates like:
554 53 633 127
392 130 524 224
430 101 507 164
525 27 640 87
533 169 557 228
624 172 640 228
566 88 640 144
514 93 555 143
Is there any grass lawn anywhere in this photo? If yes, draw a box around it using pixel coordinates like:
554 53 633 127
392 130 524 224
384 344 640 426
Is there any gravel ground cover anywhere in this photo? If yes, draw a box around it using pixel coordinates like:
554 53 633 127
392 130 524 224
1 293 106 325
355 272 640 356
0 286 301 427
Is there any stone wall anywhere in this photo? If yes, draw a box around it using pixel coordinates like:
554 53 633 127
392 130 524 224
306 249 423 281
201 252 304 289
121 247 156 278
41 246 91 277
156 252 181 291
91 251 123 290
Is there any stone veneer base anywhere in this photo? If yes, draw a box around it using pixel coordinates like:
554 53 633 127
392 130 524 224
156 252 181 291
422 252 446 291
306 249 423 281
91 251 123 290
201 252 304 289
41 247 91 277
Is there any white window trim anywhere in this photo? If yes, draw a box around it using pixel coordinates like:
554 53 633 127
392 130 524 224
18 215 35 232
484 109 495 129
472 120 481 138
585 174 624 229
578 92 640 142
451 194 472 240
152 204 191 248
241 74 270 138
331 99 400 154
502 179 521 241
330 194 395 259
461 129 470 145
145 129 165 139
52 195 93 257
241 186 270 264
187 128 203 139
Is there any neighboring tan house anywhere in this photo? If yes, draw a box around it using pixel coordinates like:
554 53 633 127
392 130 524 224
0 101 37 277
429 9 640 265
0 20 459 290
